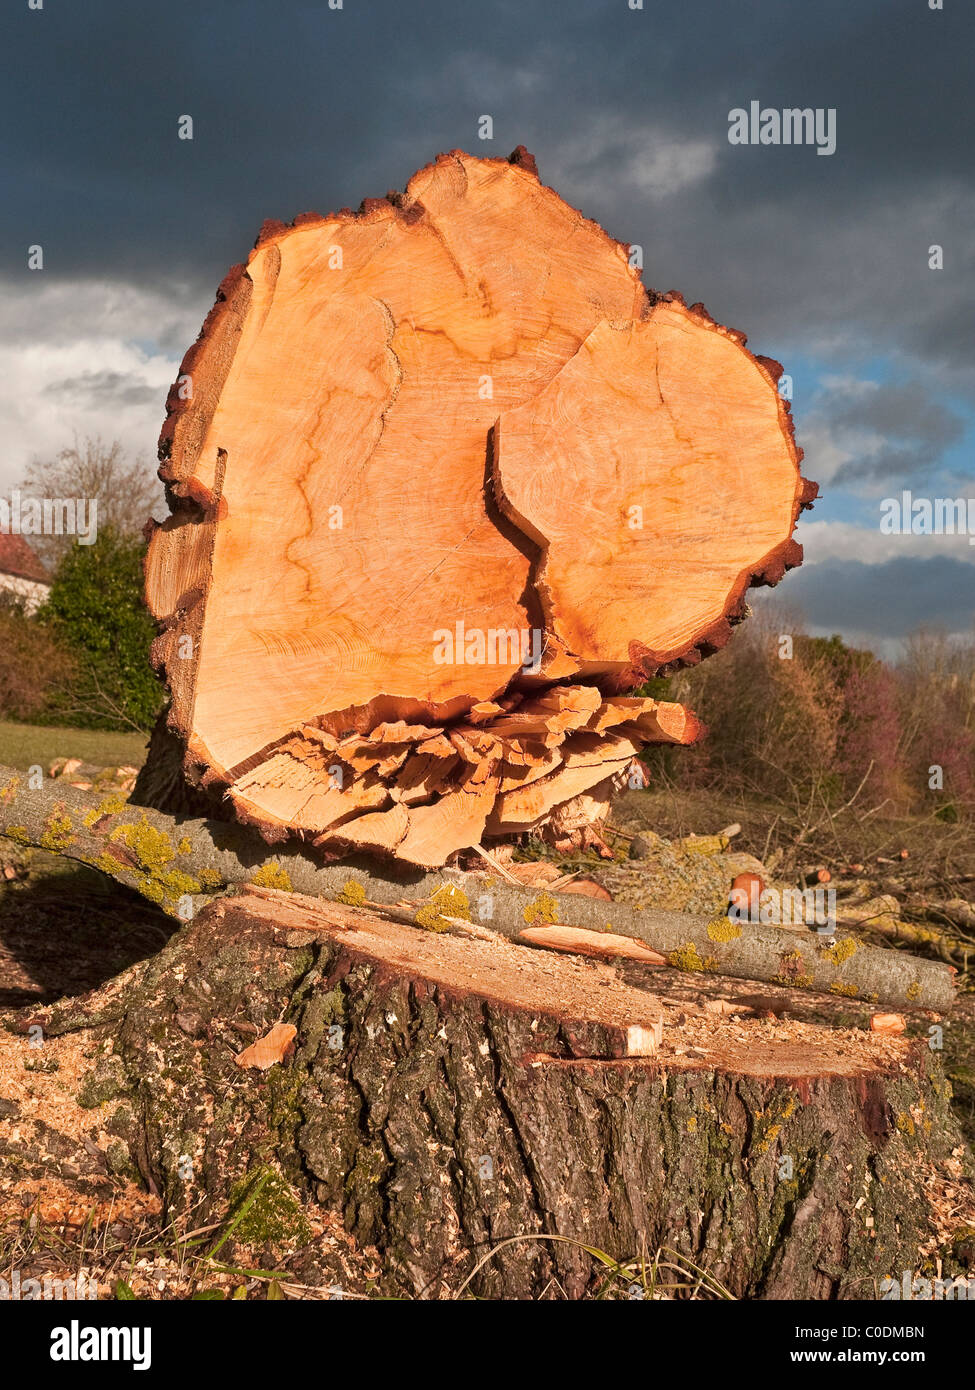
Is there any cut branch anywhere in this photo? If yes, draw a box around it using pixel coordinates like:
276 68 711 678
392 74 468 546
0 764 954 1011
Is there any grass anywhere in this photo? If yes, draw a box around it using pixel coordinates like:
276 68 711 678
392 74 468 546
0 720 147 772
0 1193 734 1300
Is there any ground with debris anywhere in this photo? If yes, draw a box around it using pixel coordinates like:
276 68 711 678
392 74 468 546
1 770 974 1299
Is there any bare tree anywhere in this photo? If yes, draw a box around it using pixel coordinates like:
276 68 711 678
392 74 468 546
17 436 163 572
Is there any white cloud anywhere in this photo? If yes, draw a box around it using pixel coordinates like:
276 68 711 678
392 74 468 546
548 117 718 204
0 278 207 491
798 518 975 566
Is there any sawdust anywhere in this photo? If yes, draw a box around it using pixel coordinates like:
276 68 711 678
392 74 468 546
0 1022 159 1228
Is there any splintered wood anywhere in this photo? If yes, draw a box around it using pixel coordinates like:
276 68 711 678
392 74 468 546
146 147 814 866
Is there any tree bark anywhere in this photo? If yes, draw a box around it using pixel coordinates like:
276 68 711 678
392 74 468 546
24 886 966 1300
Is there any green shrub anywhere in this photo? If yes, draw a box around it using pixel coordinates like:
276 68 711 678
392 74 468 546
40 527 163 732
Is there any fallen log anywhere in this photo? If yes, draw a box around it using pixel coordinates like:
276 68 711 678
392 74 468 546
836 894 973 973
907 895 975 934
18 886 965 1299
142 145 815 865
0 764 955 1011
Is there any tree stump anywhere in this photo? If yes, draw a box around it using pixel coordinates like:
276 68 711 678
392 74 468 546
30 887 965 1299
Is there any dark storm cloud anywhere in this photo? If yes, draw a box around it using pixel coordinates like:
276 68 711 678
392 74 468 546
814 379 967 485
42 370 158 408
2 0 973 649
784 556 975 638
3 0 973 372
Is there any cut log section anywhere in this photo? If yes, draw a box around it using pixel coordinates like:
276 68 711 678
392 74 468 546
145 146 814 864
493 308 806 670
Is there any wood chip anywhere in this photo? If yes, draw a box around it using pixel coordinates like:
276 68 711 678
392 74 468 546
234 1023 297 1070
625 1023 661 1057
703 999 755 1017
869 1013 906 1036
559 879 613 901
517 924 667 965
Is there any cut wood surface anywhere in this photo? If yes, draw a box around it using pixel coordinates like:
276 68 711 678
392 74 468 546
244 886 665 1058
145 146 815 865
516 923 668 965
493 309 804 668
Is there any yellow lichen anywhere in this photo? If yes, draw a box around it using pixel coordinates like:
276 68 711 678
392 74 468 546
337 879 366 907
686 1116 698 1134
82 794 126 829
523 893 559 927
250 862 293 891
109 817 176 870
906 981 922 1003
818 936 858 965
41 809 74 851
773 949 813 989
0 776 21 804
895 1113 916 1137
667 942 718 973
755 1121 782 1155
829 981 860 998
156 869 203 896
415 884 471 933
96 817 216 910
706 916 742 942
178 837 193 855
4 825 30 845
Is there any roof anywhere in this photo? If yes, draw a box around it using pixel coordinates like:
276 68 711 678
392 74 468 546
0 533 51 584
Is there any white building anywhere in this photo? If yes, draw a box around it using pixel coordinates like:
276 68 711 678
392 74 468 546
0 534 51 613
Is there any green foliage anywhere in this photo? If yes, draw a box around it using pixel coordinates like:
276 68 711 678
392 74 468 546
631 675 674 700
40 527 163 732
796 632 876 679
